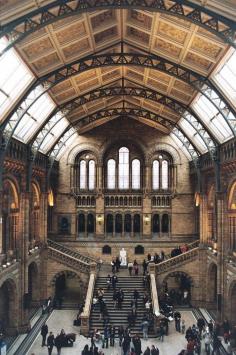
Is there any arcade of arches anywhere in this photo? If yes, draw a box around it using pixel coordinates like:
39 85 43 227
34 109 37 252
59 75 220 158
0 0 236 340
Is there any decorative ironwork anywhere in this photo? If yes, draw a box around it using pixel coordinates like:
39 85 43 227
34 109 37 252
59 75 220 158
1 50 234 154
1 0 236 56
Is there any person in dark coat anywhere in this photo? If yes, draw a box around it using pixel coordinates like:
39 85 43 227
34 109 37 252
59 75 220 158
54 333 63 355
143 346 151 355
174 311 181 332
82 344 91 355
122 333 131 355
118 325 124 346
41 323 48 346
132 334 142 355
47 331 55 355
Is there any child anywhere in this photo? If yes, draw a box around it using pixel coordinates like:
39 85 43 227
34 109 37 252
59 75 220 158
181 319 186 334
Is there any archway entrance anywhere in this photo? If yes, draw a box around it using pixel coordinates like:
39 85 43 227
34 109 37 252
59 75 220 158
0 279 17 335
53 271 84 308
161 272 193 306
28 262 40 308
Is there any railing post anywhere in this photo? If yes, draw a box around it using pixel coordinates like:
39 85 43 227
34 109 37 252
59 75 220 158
80 262 97 336
149 262 160 333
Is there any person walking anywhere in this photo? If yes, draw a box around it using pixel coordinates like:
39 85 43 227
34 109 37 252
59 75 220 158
54 333 63 355
151 345 159 355
41 323 48 347
47 331 55 355
118 325 124 346
128 261 133 276
112 274 118 289
133 260 139 275
141 319 149 340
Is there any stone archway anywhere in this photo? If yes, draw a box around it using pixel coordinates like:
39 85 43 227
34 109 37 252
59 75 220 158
162 271 193 306
0 278 18 335
207 263 217 307
28 262 40 307
51 271 85 308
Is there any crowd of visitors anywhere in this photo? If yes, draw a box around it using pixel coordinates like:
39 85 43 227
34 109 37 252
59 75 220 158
177 317 236 355
41 325 75 355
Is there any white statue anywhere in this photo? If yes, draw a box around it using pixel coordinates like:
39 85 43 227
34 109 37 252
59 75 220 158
120 248 127 266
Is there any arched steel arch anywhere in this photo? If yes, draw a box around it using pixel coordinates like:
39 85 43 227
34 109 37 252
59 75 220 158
38 84 218 145
47 113 200 166
0 0 236 55
44 101 212 157
1 50 235 153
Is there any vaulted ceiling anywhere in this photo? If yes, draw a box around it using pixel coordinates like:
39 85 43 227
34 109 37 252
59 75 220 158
0 0 236 160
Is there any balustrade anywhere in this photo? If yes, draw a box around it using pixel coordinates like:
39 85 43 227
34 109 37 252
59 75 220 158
47 239 97 274
155 245 199 274
80 263 97 336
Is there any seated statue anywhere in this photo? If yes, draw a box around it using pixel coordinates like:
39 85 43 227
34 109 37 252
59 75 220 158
120 248 127 266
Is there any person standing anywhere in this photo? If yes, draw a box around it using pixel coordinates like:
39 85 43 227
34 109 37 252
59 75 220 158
110 326 115 346
151 345 159 355
174 311 181 332
41 323 48 347
133 260 139 275
118 325 124 346
47 331 55 355
112 274 118 289
142 259 148 275
132 334 142 355
128 261 133 276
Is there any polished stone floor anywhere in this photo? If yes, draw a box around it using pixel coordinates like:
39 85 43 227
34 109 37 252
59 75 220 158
27 309 198 355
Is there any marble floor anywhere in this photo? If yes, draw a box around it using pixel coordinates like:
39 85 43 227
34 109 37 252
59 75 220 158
27 309 199 355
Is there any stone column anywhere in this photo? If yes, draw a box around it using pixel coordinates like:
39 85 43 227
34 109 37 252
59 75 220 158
215 192 225 321
18 191 31 333
199 194 208 246
40 191 48 244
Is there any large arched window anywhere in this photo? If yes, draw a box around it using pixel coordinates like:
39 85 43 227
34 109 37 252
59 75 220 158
119 147 129 189
88 160 95 190
80 160 86 189
152 160 159 190
107 159 116 189
162 160 168 190
132 159 141 189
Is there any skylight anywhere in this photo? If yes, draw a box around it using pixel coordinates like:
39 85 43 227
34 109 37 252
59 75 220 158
192 94 233 143
213 50 236 109
13 90 55 143
0 37 34 120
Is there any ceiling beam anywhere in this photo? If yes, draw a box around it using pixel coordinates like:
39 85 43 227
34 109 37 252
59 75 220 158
1 0 236 56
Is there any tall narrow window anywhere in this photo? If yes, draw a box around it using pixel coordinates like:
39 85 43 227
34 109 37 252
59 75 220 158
107 159 116 189
162 160 168 189
132 159 140 189
88 160 95 190
80 160 86 189
119 147 129 189
152 160 159 190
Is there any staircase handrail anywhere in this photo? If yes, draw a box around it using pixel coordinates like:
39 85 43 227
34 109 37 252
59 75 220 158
48 246 91 273
80 263 97 336
47 239 98 264
162 240 200 261
155 246 199 274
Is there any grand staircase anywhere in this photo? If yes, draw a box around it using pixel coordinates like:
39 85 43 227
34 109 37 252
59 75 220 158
90 271 154 337
47 239 97 273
